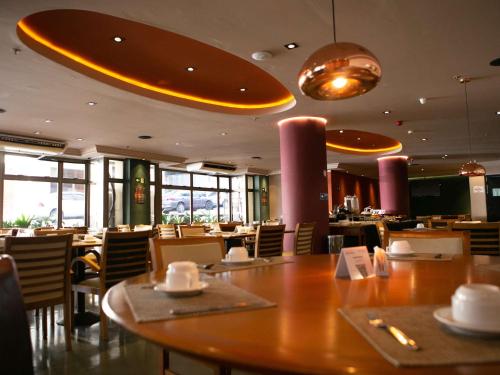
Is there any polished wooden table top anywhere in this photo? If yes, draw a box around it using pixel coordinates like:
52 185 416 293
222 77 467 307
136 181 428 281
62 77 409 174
102 255 500 374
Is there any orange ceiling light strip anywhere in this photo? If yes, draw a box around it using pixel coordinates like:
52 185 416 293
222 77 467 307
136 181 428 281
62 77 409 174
18 20 294 110
326 141 402 154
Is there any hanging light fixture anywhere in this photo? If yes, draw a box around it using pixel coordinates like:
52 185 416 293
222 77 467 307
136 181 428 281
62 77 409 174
298 0 382 100
456 76 486 177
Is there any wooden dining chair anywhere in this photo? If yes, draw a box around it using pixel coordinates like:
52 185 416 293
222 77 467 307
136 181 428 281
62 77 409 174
293 222 315 255
4 235 73 350
34 228 75 236
0 255 34 375
150 237 224 271
255 224 286 258
218 222 242 232
451 222 500 255
63 226 88 234
72 231 150 340
375 221 389 249
134 224 153 232
157 224 177 238
178 225 205 238
388 230 470 255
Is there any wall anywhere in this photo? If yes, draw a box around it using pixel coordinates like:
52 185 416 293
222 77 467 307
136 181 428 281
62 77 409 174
327 171 379 211
409 176 470 217
269 174 282 219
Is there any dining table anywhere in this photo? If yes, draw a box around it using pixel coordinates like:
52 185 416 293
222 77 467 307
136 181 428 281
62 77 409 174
102 254 500 374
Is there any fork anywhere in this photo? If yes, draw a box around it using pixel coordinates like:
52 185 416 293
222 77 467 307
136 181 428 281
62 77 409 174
367 313 420 351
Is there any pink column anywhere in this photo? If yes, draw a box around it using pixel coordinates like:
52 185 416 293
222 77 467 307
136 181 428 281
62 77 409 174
278 117 329 253
377 156 409 215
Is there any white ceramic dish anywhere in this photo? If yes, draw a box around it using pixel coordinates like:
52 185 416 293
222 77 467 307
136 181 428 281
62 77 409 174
153 281 209 297
221 258 255 265
433 306 500 336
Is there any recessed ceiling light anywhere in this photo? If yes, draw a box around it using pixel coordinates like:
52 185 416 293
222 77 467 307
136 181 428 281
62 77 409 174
0 108 6 113
76 138 84 141
421 168 425 171
383 110 391 115
339 129 344 133
284 42 299 49
33 131 40 135
239 88 247 92
138 135 152 140
113 36 123 43
175 142 181 146
251 51 273 61
407 130 413 134
357 137 361 141
496 110 500 116
418 97 427 105
220 132 228 136
44 119 52 123
251 156 262 160
186 66 195 72
87 101 97 106
421 137 428 141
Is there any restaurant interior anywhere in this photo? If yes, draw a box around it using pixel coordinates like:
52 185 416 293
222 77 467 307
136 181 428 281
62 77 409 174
1 0 500 374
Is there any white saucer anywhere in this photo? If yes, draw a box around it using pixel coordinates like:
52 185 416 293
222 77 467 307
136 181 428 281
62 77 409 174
433 306 500 336
82 238 97 243
387 251 416 257
221 258 255 265
153 281 209 297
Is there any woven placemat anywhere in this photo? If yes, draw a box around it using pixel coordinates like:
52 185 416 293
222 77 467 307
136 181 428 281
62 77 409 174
339 305 500 367
201 256 293 274
387 253 454 261
124 276 275 323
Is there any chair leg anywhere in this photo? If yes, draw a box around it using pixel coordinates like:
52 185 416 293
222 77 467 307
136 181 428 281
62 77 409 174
50 305 55 330
42 307 47 339
100 292 108 341
63 300 72 351
70 290 75 330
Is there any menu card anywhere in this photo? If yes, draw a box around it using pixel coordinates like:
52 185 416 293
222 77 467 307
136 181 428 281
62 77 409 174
335 246 374 280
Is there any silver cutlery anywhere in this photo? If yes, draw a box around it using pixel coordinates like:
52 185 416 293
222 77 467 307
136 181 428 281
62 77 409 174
367 313 420 351
169 301 249 315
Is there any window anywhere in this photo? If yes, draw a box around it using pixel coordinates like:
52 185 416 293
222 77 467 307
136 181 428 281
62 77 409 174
192 190 217 222
162 170 189 186
193 174 217 189
161 189 191 224
62 183 85 227
63 162 85 179
109 159 124 179
5 154 57 178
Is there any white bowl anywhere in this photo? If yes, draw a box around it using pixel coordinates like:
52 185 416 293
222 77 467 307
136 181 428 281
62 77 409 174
389 240 413 254
451 284 500 330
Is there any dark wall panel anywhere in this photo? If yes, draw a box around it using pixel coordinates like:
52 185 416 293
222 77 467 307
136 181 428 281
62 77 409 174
327 171 379 211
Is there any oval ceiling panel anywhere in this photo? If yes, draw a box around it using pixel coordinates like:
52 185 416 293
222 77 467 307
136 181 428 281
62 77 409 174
326 129 402 155
17 9 295 115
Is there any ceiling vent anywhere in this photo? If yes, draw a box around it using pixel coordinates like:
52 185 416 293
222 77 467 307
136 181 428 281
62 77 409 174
186 161 237 174
0 132 65 155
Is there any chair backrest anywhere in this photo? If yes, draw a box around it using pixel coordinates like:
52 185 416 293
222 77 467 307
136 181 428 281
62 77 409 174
150 237 225 271
0 228 19 236
294 222 315 255
63 226 88 234
100 231 150 289
117 224 131 232
427 219 454 230
451 222 500 255
0 255 34 375
4 235 73 309
255 224 286 258
157 224 177 238
178 225 205 238
218 222 241 232
388 230 470 255
34 228 75 236
134 224 153 232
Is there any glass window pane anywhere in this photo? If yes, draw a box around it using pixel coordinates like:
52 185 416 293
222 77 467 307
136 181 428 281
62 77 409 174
219 177 230 190
232 175 245 191
192 191 217 223
62 183 85 227
4 154 57 178
150 185 155 225
150 164 156 182
247 176 254 189
109 160 123 179
193 174 217 189
162 171 190 186
3 180 57 228
108 182 123 227
63 162 85 179
219 192 230 222
161 189 191 224
231 176 246 223
90 158 104 230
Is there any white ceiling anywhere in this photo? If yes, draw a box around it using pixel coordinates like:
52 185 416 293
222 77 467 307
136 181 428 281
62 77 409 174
1 0 499 178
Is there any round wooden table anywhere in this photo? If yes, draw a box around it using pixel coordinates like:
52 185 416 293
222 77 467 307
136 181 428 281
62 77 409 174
102 255 500 374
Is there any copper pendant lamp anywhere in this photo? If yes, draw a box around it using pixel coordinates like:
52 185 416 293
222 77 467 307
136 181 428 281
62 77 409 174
298 0 382 100
456 76 486 177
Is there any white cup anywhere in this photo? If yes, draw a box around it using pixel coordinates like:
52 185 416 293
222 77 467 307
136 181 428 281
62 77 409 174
416 223 425 229
166 261 200 289
389 240 412 254
226 247 248 261
451 284 500 329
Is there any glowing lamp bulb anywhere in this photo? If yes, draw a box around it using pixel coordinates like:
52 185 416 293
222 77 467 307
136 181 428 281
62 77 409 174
332 77 348 89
